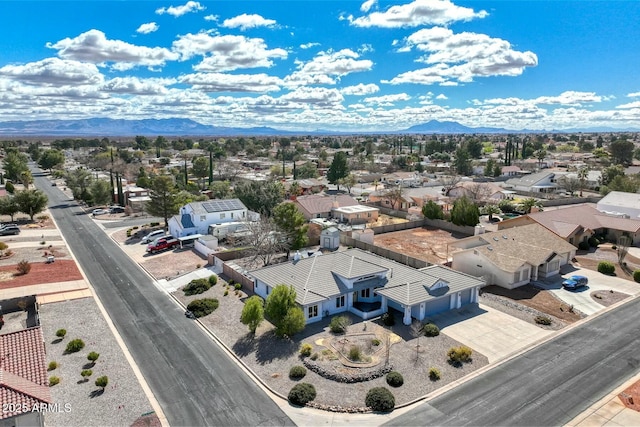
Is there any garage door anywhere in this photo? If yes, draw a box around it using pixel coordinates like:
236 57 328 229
426 296 450 316
387 300 403 313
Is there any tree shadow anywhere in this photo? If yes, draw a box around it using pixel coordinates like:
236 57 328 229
82 362 95 369
232 333 257 357
77 379 90 384
254 331 298 365
51 338 63 345
89 389 104 398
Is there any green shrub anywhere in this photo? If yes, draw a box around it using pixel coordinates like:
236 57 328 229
49 376 60 386
183 278 211 296
535 315 552 325
386 371 404 387
288 383 316 406
423 322 440 337
65 338 85 353
578 241 590 251
81 369 93 380
348 345 362 361
588 236 599 247
187 298 219 318
310 353 318 361
224 290 229 296
299 343 313 357
381 312 395 326
329 315 352 334
365 387 395 412
234 283 242 290
372 338 381 346
208 275 218 286
429 367 441 381
48 361 58 371
598 261 615 275
289 365 307 380
95 376 108 390
447 345 473 365
633 270 640 283
5 181 14 193
87 352 100 364
612 245 617 250
55 329 67 339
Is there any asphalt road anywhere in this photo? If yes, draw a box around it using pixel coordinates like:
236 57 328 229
33 168 294 427
388 293 640 426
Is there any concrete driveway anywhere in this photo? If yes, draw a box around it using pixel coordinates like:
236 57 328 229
429 304 554 364
534 265 640 316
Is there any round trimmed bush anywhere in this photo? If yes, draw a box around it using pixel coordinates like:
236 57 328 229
329 315 351 334
289 365 307 380
183 278 211 296
48 361 58 371
588 236 600 247
288 383 316 406
187 298 219 318
381 312 395 326
386 371 404 388
299 343 312 357
55 329 67 339
447 345 473 364
578 241 590 251
365 387 395 412
65 338 85 353
49 376 60 386
423 322 440 337
633 270 640 283
429 367 441 381
597 261 615 275
208 275 218 286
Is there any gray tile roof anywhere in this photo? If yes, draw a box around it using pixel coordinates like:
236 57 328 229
189 198 246 215
249 248 484 307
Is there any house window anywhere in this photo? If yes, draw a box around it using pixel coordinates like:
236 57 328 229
231 212 234 219
220 213 226 219
336 296 345 308
513 272 520 283
367 212 372 218
521 269 530 281
199 215 206 222
308 305 319 318
361 288 370 298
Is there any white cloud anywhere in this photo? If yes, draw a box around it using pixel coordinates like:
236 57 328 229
363 93 411 106
341 83 380 96
172 33 287 71
285 49 373 87
47 29 179 70
360 0 377 13
300 42 320 50
221 14 277 31
280 86 344 107
349 0 487 28
533 91 603 106
436 93 447 100
617 101 640 109
387 27 537 85
204 14 218 22
627 92 640 98
0 58 104 86
136 22 159 34
155 1 204 17
101 76 174 95
179 72 283 92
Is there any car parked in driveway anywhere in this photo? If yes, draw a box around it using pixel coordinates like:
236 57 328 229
0 225 20 235
141 229 166 243
92 208 109 216
562 275 589 290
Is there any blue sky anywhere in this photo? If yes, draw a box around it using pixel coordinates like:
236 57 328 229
0 0 639 132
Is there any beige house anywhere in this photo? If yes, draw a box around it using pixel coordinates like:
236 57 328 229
293 194 359 220
450 224 576 289
332 205 379 225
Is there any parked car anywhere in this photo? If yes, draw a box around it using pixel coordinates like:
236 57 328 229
109 206 125 213
92 208 109 216
0 225 20 235
562 275 588 290
146 236 179 253
141 230 166 243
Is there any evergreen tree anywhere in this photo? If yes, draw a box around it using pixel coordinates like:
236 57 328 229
145 175 179 228
327 152 349 189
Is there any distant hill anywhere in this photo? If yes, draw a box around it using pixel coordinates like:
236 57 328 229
404 120 512 134
0 118 290 137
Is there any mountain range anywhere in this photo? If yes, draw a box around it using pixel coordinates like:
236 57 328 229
0 118 635 137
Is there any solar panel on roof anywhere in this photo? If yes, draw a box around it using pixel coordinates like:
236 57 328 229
201 199 245 213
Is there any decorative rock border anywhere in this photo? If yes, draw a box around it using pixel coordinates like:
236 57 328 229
305 401 370 413
302 357 393 383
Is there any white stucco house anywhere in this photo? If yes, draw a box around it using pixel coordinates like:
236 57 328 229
450 224 576 289
504 171 558 194
168 199 249 238
597 191 640 219
250 248 485 326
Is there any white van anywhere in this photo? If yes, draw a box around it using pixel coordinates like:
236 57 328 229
141 230 166 243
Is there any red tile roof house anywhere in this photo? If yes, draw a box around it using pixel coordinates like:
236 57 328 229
0 327 52 427
293 194 360 220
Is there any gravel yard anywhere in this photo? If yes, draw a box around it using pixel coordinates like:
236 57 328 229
172 279 489 410
39 298 158 427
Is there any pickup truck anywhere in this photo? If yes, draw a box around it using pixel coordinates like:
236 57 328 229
146 237 179 254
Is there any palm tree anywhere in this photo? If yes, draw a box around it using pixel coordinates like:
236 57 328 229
578 166 589 197
482 204 502 221
520 198 541 214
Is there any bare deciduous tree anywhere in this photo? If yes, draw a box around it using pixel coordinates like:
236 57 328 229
239 217 286 266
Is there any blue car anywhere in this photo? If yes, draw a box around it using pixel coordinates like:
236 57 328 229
562 275 588 290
